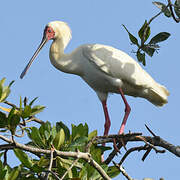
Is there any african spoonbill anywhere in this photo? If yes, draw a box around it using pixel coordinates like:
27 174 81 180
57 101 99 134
20 21 169 137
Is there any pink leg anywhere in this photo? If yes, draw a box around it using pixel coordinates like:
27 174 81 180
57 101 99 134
118 88 131 134
102 100 111 136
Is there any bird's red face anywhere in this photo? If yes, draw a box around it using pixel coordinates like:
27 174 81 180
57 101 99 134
20 25 55 79
44 26 55 40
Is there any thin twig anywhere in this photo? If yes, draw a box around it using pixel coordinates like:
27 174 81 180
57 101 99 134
141 2 170 46
113 161 133 180
3 150 8 166
60 157 79 180
145 124 156 137
45 147 54 180
4 101 19 109
44 170 60 180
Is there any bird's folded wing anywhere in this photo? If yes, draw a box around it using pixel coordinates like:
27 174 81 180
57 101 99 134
82 44 155 87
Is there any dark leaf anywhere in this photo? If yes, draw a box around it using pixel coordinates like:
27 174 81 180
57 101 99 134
122 24 139 46
138 20 151 43
153 1 171 17
141 45 156 57
149 32 170 44
29 97 38 106
107 166 120 178
137 50 146 66
0 111 7 128
8 80 15 88
175 0 180 18
56 121 70 141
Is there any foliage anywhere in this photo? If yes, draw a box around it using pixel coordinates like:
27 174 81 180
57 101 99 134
0 78 119 179
123 22 170 66
122 1 180 66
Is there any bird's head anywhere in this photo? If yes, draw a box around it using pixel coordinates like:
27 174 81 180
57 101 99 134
20 21 72 79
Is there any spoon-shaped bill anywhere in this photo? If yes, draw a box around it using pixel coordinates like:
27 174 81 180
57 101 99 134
20 35 48 79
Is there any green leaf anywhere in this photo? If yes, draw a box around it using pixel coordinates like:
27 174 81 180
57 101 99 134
38 156 49 167
14 149 33 169
107 166 120 178
90 144 102 164
88 130 97 141
137 50 146 66
0 78 6 86
7 107 16 125
22 105 31 118
0 84 2 99
9 114 20 134
122 24 139 46
56 121 70 141
53 128 65 150
138 20 151 43
153 1 171 17
31 105 45 116
79 166 88 180
19 96 22 111
0 111 7 128
71 123 88 141
175 0 180 18
29 97 38 106
149 32 170 44
8 166 21 180
8 80 15 88
29 127 45 148
0 87 10 102
31 164 44 173
70 136 88 151
90 164 108 179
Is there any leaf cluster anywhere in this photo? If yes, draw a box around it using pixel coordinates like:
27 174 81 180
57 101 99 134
0 78 119 179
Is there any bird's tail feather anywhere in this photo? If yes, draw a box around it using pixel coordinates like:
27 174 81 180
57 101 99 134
148 84 169 106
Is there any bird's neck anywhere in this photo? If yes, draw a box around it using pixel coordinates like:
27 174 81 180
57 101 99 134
49 39 81 75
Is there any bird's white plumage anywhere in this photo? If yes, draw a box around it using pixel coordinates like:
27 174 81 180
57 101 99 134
20 20 169 136
48 21 169 106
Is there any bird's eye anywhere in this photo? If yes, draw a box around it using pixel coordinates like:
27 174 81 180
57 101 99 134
48 29 52 33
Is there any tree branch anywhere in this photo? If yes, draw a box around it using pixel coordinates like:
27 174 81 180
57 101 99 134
0 134 111 180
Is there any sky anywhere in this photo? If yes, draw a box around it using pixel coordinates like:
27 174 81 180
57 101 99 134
0 0 180 179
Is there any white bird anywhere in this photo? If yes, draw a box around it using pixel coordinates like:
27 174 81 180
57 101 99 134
20 21 169 138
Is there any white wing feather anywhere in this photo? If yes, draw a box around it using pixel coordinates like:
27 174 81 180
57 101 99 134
82 44 155 88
